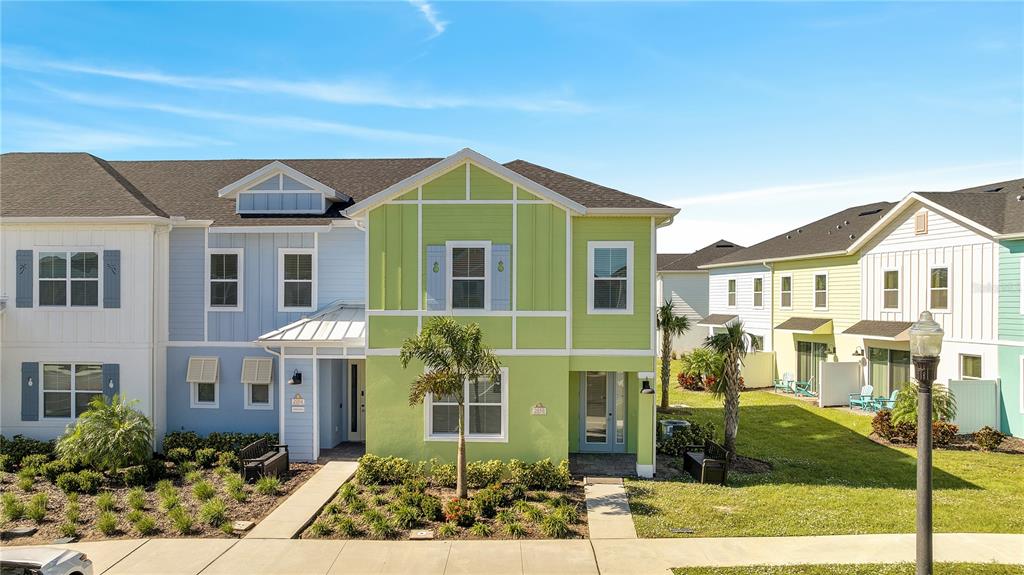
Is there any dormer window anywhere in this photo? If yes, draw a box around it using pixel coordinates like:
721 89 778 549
219 161 346 216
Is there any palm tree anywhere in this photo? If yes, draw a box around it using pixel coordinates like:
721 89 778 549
400 316 501 499
704 321 752 459
57 394 153 472
657 301 691 410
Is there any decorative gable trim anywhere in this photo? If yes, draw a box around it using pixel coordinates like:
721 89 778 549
342 148 588 217
216 161 345 201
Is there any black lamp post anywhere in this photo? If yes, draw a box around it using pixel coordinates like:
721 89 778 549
909 311 944 575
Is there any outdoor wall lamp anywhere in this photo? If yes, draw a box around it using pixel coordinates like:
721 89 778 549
852 347 864 357
909 310 944 575
639 371 656 394
288 370 303 385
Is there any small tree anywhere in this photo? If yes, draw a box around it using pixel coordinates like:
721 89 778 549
704 321 751 460
656 301 691 410
400 316 501 499
57 395 153 472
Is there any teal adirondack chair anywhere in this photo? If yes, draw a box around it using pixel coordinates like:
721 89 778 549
849 384 874 410
873 389 899 411
774 373 796 394
794 377 817 397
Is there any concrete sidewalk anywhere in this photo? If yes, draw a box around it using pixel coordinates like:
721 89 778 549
244 461 357 539
583 480 637 540
17 533 1021 575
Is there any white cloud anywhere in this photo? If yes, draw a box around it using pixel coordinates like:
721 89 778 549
3 116 229 152
408 0 448 39
40 86 469 146
4 51 591 113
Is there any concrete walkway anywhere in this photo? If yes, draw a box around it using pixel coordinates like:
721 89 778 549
244 461 357 539
582 478 637 540
16 533 1020 574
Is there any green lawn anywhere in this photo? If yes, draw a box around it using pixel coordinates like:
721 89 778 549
672 564 1024 575
629 361 1024 537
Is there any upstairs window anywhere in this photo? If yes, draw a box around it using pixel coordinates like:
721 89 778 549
209 249 243 310
780 275 792 308
753 277 763 308
588 242 633 313
883 270 899 309
930 267 949 310
727 279 737 307
42 363 102 419
279 249 315 311
814 273 828 309
448 243 489 310
39 251 99 307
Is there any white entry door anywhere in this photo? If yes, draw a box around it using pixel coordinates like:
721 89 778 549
348 361 365 442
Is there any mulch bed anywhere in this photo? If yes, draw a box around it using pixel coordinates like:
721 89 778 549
0 462 317 545
868 433 1024 455
301 480 588 540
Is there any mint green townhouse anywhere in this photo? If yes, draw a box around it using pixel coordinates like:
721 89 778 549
341 149 678 477
994 180 1024 438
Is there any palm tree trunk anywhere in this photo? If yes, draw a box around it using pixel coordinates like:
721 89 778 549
456 401 468 499
722 350 740 462
660 330 672 410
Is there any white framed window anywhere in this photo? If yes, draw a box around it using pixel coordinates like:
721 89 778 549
41 363 103 419
749 334 764 352
727 279 737 307
914 211 928 235
241 357 274 410
207 248 243 311
959 354 982 380
930 266 949 311
587 241 633 314
813 273 828 310
187 356 219 408
883 269 899 310
426 367 509 442
37 250 100 308
278 248 316 312
446 241 490 310
780 274 792 309
753 277 763 308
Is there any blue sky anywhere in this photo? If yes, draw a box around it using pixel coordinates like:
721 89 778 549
2 1 1021 250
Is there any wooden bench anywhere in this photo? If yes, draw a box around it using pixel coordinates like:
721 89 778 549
240 437 289 483
683 440 729 485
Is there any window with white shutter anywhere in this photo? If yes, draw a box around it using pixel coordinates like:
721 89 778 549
241 357 274 410
186 357 219 408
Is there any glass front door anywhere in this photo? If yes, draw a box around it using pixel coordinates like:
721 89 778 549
580 372 627 453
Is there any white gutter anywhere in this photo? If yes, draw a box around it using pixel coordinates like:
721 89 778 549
1 216 172 224
700 250 848 270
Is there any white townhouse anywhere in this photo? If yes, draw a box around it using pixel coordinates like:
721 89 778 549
1 153 170 440
656 239 742 354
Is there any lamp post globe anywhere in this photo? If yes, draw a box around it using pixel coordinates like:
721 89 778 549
909 310 944 575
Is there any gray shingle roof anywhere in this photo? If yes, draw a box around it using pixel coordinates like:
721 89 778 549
1 153 675 225
916 177 1024 235
705 201 895 267
775 317 833 332
658 240 743 271
842 320 913 339
697 314 738 326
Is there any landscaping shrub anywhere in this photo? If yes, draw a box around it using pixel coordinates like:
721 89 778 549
0 434 55 469
437 521 459 538
466 459 505 488
96 492 116 512
127 487 147 511
200 498 227 526
21 453 51 470
133 514 157 536
429 460 457 488
161 431 202 454
472 486 504 518
504 522 526 538
168 507 193 534
871 410 895 440
419 494 443 521
891 383 957 426
194 448 218 468
183 469 203 484
56 395 154 472
554 503 580 524
65 495 81 523
97 511 119 535
356 454 416 485
526 458 571 490
193 480 216 501
308 519 333 538
56 470 103 494
2 493 25 521
469 522 492 537
126 509 144 524
41 458 77 482
162 431 277 456
255 475 281 495
17 474 34 492
932 421 959 447
369 517 399 539
166 447 192 465
443 497 475 527
226 475 247 502
217 451 240 470
676 372 704 391
680 348 724 390
540 513 571 538
159 490 180 512
117 464 150 487
59 521 78 538
975 426 1006 451
393 504 421 529
334 516 360 537
27 493 48 524
0 454 11 472
657 421 715 456
155 479 176 498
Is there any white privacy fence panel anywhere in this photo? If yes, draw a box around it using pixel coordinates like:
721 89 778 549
948 379 1000 434
741 351 775 389
819 361 862 407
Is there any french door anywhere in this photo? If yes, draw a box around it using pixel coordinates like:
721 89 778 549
797 341 828 384
579 372 627 453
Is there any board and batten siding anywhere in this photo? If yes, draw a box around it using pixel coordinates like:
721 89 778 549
708 265 773 350
168 227 206 341
861 206 1000 343
318 227 365 306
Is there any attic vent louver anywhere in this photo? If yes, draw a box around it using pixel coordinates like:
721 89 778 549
858 208 883 216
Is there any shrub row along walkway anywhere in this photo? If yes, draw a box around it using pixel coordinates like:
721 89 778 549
21 533 1021 575
245 461 358 539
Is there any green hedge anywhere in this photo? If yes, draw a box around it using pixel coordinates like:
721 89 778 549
162 431 277 456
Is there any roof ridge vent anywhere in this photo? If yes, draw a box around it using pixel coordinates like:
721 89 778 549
858 208 883 216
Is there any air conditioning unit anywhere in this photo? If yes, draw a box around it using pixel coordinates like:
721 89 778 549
659 419 691 439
